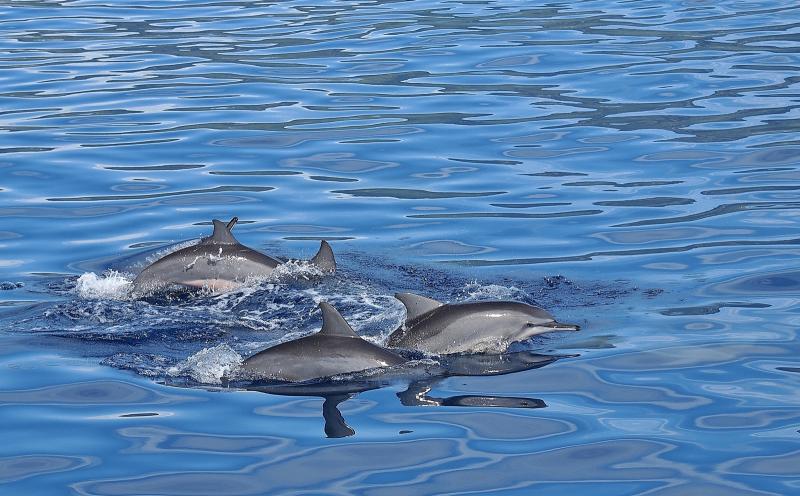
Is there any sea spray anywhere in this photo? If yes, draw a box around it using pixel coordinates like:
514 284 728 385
75 271 133 300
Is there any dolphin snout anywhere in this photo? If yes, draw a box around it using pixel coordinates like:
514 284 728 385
547 321 580 332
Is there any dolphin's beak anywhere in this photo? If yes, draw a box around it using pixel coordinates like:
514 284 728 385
547 321 580 332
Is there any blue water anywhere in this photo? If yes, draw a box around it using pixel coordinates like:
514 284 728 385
2 0 800 493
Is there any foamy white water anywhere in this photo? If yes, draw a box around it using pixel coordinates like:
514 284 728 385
75 271 133 300
167 344 243 384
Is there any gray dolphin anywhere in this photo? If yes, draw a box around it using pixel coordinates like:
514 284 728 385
131 217 335 295
387 292 579 355
240 302 405 382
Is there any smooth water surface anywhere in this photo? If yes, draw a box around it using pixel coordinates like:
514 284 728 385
1 0 799 494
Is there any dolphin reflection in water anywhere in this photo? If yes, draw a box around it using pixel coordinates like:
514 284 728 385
244 351 564 438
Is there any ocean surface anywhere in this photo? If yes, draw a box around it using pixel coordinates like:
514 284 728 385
2 0 799 494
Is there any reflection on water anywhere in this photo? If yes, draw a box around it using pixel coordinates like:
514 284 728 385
1 0 799 494
248 352 559 438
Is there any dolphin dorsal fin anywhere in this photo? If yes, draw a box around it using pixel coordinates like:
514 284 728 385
203 218 238 244
318 302 359 338
310 240 336 273
395 292 443 322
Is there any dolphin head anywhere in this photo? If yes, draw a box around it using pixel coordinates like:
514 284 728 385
478 301 580 343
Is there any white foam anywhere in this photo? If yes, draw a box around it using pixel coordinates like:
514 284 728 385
461 282 524 301
269 259 326 281
75 271 133 300
167 344 243 384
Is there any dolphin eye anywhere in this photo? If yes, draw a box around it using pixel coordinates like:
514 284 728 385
526 322 536 327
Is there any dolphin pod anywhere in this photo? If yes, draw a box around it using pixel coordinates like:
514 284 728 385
128 215 580 383
131 217 335 295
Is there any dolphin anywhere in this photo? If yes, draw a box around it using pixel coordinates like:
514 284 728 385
386 292 579 355
131 217 335 295
239 301 406 382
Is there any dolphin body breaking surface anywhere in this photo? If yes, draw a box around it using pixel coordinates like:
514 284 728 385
387 292 579 355
131 218 335 295
239 302 406 382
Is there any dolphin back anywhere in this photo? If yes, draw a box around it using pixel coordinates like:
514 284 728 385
240 301 404 382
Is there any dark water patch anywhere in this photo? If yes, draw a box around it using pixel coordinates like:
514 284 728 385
81 138 181 148
450 158 522 166
614 202 800 227
208 170 301 176
594 197 695 207
0 455 91 484
0 206 134 218
490 202 572 209
256 224 348 234
282 236 356 241
448 237 800 266
215 126 420 149
594 226 750 245
701 185 800 195
333 188 506 199
711 270 800 296
46 186 275 202
281 153 398 173
0 380 175 405
563 180 685 188
660 302 771 316
0 147 54 154
523 171 588 177
408 210 603 219
308 175 358 182
119 412 159 418
116 426 285 454
406 240 493 256
733 167 795 174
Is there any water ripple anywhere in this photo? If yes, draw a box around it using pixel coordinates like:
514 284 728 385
1 0 800 494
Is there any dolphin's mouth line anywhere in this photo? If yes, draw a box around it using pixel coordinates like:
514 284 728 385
544 321 580 331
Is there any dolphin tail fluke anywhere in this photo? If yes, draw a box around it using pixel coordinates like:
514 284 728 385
310 240 336 273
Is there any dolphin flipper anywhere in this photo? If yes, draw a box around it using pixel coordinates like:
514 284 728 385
395 293 443 322
310 240 336 273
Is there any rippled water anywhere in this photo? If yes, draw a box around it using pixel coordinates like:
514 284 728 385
2 0 800 494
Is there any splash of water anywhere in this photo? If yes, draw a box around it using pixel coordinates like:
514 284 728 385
167 344 243 384
75 271 133 300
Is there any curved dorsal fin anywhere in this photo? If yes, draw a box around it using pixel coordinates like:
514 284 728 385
202 218 238 244
395 292 443 322
310 240 336 273
318 302 359 338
